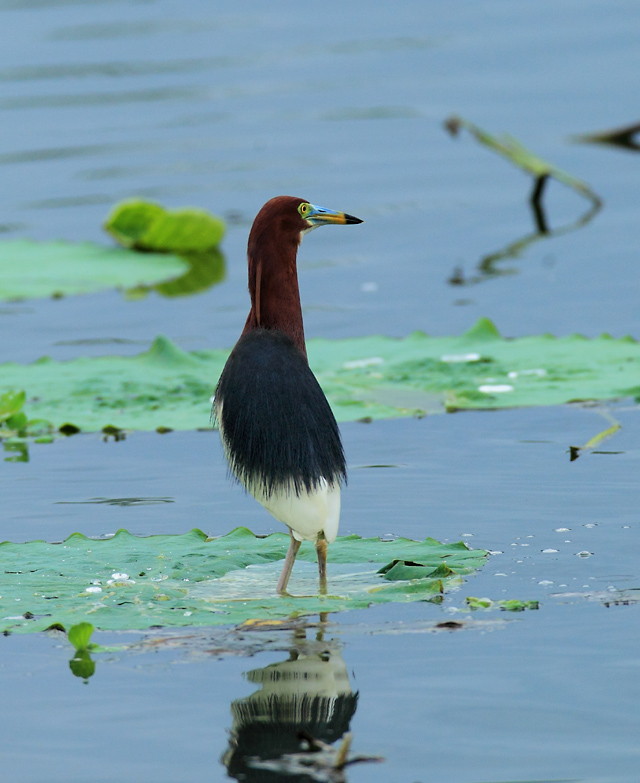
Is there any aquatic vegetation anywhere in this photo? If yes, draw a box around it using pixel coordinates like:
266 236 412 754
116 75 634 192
0 389 55 462
466 597 539 612
0 240 187 301
0 200 227 303
67 621 97 652
67 622 97 681
0 319 638 432
104 199 225 253
104 199 227 299
445 115 601 207
0 528 487 634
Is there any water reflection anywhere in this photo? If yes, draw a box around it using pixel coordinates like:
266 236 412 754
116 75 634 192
0 86 206 111
223 622 359 782
68 647 95 682
0 57 237 83
448 190 601 287
572 121 640 153
47 18 226 41
0 141 155 167
2 440 28 462
126 248 226 299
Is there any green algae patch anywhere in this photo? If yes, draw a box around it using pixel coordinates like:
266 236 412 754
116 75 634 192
0 240 187 301
1 320 639 431
0 528 488 634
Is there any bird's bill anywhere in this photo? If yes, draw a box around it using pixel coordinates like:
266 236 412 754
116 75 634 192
306 204 363 226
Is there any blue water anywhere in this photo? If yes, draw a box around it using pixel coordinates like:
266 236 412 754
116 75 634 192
3 0 640 365
2 1 640 781
3 408 640 782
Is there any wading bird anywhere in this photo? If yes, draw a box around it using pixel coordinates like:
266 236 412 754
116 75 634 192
214 196 363 593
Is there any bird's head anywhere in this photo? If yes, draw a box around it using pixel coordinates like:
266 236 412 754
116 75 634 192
297 199 363 233
245 196 363 352
249 196 363 249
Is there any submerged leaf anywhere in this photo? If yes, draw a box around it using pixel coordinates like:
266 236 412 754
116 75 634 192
1 321 639 431
0 528 487 634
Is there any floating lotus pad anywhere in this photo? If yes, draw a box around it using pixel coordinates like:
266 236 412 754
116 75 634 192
0 528 487 634
0 319 639 431
0 240 188 301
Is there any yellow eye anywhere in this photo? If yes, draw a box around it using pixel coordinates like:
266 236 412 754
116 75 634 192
298 202 309 216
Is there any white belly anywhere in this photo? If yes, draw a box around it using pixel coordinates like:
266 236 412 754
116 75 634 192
252 479 341 543
216 399 342 543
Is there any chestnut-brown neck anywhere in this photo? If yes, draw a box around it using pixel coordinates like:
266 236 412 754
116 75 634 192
242 207 307 359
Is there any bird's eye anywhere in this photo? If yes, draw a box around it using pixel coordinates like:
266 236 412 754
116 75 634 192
298 203 309 216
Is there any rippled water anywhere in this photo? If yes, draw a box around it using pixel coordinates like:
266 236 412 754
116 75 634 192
2 1 640 781
3 0 640 363
3 408 640 782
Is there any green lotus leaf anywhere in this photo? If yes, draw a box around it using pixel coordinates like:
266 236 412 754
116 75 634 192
104 199 225 252
0 240 187 301
0 528 488 634
0 319 639 432
67 621 95 651
5 411 28 431
103 200 165 246
0 390 25 422
379 560 455 581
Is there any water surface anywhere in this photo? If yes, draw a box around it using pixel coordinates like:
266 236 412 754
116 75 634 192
1 1 640 781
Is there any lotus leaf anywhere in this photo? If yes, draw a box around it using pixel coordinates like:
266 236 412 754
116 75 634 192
0 528 488 634
104 199 225 252
0 319 639 431
0 240 187 301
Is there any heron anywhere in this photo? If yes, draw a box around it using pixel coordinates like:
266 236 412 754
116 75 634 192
213 196 363 593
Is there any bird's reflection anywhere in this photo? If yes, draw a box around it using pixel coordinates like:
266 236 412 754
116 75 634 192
223 621 358 782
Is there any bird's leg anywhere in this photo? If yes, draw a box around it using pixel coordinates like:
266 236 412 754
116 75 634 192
277 531 301 594
316 533 328 595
